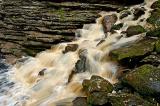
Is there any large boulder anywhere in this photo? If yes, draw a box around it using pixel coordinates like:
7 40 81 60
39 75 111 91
122 65 160 97
110 38 155 67
126 25 146 37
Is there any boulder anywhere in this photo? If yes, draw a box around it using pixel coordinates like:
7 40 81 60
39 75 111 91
126 25 146 37
120 10 131 19
122 65 160 97
110 38 155 67
102 14 118 33
147 9 160 27
133 8 145 20
111 23 124 31
82 75 113 94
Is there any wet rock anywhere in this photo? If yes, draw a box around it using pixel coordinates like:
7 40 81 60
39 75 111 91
146 28 160 38
102 14 118 33
151 0 160 9
38 68 46 76
141 53 160 66
133 8 145 20
106 93 154 106
75 55 87 73
111 23 123 31
72 97 87 106
122 65 160 97
147 9 160 27
63 44 78 54
87 92 109 105
120 10 131 19
110 38 155 67
82 75 113 94
155 40 160 53
126 25 146 37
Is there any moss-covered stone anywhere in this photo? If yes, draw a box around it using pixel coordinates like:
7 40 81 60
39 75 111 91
126 25 146 37
82 75 113 94
111 23 123 31
107 93 154 106
151 0 160 9
147 9 160 27
110 38 155 62
155 40 160 53
146 28 160 38
122 65 160 97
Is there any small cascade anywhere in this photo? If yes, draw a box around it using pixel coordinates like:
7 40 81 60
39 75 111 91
0 0 157 105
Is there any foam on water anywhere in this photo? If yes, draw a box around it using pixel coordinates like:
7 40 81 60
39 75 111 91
0 0 157 105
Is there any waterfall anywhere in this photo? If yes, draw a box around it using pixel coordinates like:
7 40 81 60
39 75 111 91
0 0 156 105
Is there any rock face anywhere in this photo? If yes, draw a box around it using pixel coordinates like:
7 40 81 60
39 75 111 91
122 65 160 97
0 0 123 63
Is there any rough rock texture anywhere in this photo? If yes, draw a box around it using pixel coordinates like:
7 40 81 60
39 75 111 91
126 25 146 37
0 0 123 63
122 65 160 97
110 38 155 67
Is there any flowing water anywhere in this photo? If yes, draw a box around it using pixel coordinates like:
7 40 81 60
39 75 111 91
0 0 157 105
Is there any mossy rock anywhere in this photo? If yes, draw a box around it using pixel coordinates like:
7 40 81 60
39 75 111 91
126 25 146 37
82 75 113 94
122 65 160 97
141 54 160 66
146 28 160 38
107 93 154 106
111 23 123 31
110 38 155 62
151 0 160 9
155 40 160 53
147 9 160 27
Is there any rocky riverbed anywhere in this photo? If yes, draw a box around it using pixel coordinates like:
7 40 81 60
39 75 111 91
0 0 160 106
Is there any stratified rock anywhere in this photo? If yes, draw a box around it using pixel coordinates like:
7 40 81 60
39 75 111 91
102 14 118 33
107 93 154 106
126 25 146 37
120 10 131 19
63 44 78 53
110 38 155 67
82 75 113 94
72 97 87 106
122 65 160 97
133 8 145 20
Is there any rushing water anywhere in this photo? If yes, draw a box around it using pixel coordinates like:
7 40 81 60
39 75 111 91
0 0 157 105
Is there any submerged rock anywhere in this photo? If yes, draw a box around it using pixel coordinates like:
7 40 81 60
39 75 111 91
63 44 78 53
122 65 160 97
126 25 146 37
133 8 145 20
120 10 131 19
102 14 118 33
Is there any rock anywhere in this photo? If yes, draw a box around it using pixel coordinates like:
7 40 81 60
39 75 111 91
110 38 155 67
38 68 47 76
63 44 78 53
111 23 123 31
120 10 131 19
147 9 160 27
126 25 146 37
133 8 145 20
141 54 160 66
151 0 160 9
106 93 154 106
87 92 109 105
146 28 160 38
122 65 160 97
82 75 113 94
75 55 88 73
102 14 118 33
72 97 87 106
155 40 160 53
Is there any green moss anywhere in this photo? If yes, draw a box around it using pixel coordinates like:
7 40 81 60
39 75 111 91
146 28 160 38
155 40 160 53
147 9 160 27
122 65 160 96
110 38 155 61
